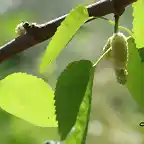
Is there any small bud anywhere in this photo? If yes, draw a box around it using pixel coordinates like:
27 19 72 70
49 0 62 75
15 21 38 36
15 22 27 36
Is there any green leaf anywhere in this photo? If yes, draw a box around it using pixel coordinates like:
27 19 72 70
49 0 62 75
40 5 89 73
132 0 144 48
55 60 93 140
0 73 57 127
126 37 144 107
65 66 95 144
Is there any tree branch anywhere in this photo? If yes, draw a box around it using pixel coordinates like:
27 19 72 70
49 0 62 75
0 0 136 62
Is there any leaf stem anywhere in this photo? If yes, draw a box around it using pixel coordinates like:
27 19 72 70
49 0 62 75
93 47 111 67
114 15 119 33
88 16 133 36
93 36 132 67
99 17 133 36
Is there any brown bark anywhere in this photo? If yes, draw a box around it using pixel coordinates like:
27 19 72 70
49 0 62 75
0 0 137 62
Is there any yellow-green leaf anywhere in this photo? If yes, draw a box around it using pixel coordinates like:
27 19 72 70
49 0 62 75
132 0 144 48
126 37 144 108
0 73 57 127
40 5 89 73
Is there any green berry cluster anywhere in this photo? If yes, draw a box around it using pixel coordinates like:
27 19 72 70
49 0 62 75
103 32 128 85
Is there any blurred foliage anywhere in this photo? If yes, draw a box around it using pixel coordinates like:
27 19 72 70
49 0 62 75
0 0 144 144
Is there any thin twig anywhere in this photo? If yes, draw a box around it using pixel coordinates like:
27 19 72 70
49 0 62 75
0 0 137 62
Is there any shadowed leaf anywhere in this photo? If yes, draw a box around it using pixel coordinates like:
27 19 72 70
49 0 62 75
55 60 93 140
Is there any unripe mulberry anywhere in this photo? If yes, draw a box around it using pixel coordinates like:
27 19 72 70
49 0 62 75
115 69 128 85
111 32 128 70
102 32 128 85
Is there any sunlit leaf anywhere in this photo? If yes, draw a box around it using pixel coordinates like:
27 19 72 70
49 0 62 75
40 5 89 73
0 73 57 127
126 37 144 107
132 0 144 48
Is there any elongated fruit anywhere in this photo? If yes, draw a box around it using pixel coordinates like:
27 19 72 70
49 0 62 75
111 32 128 85
103 32 128 85
111 32 128 70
